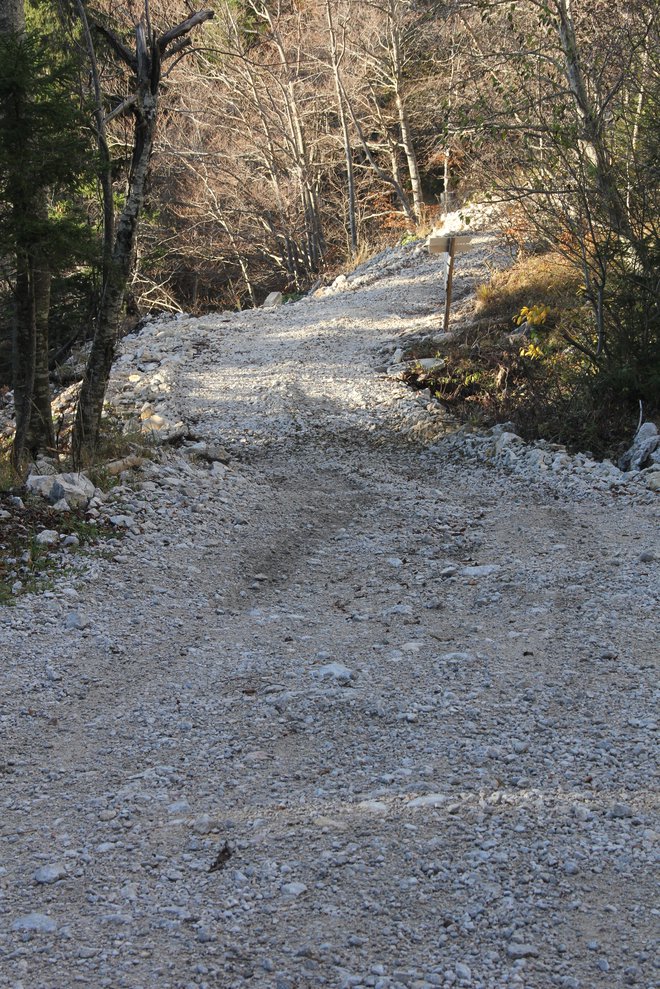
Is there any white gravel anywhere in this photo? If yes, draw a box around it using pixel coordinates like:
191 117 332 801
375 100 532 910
0 233 658 989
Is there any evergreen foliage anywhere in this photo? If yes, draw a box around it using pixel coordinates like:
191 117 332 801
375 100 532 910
0 28 98 280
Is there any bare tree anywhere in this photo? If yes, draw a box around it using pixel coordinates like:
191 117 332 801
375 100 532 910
72 3 214 463
353 0 424 220
325 0 358 253
383 0 423 220
466 0 659 377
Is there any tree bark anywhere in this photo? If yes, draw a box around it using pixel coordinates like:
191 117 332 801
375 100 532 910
1 0 39 470
234 38 301 283
341 79 414 220
72 90 158 463
72 6 214 463
0 0 24 35
27 249 55 454
555 0 632 242
387 0 423 221
11 254 35 470
74 0 114 280
325 0 357 254
259 4 325 270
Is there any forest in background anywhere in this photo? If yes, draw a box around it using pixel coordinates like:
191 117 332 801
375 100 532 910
0 0 658 464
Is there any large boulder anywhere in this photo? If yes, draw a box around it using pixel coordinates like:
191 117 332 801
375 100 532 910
51 473 95 508
25 474 58 501
619 421 659 471
26 471 95 509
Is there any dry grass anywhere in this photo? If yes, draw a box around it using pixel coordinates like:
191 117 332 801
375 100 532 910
402 249 642 457
475 250 583 329
0 449 20 493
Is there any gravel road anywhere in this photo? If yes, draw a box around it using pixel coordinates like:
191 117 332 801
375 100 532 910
1 235 658 989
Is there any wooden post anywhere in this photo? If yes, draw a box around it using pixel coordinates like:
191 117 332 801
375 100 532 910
427 232 473 332
443 236 456 334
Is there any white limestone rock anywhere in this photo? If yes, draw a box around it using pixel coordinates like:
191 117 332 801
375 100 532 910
313 662 354 684
35 529 59 547
33 863 67 885
53 473 95 508
11 912 57 933
619 421 659 471
25 474 58 500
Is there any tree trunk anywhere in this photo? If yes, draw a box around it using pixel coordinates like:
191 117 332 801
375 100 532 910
72 6 214 463
394 89 423 221
326 0 357 254
555 0 632 242
72 92 157 463
388 1 423 221
247 75 301 283
0 0 24 34
262 6 325 271
342 81 414 220
11 254 36 470
1 0 35 470
443 19 459 213
27 250 55 454
74 0 114 279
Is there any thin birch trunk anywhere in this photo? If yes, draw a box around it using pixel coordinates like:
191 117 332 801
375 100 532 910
394 86 423 220
387 0 423 221
368 85 405 197
224 4 300 283
555 0 632 242
341 78 414 220
325 0 357 254
626 38 650 211
443 20 458 212
260 5 325 268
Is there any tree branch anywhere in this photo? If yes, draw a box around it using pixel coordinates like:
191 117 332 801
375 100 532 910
104 94 137 124
92 22 138 72
162 37 192 61
157 10 215 54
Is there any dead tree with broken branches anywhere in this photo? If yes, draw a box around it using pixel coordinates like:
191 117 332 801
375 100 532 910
72 3 214 464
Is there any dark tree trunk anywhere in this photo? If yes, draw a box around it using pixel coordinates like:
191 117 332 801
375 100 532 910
2 0 35 471
0 0 24 35
71 6 214 464
27 234 55 455
72 92 157 464
12 254 36 470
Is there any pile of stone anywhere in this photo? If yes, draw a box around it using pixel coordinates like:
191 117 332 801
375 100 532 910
434 421 660 497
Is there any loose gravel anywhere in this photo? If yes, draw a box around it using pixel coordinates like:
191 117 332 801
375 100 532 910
0 232 658 989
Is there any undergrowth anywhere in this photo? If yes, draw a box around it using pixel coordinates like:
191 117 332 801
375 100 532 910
0 441 119 603
0 493 116 604
404 249 654 457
